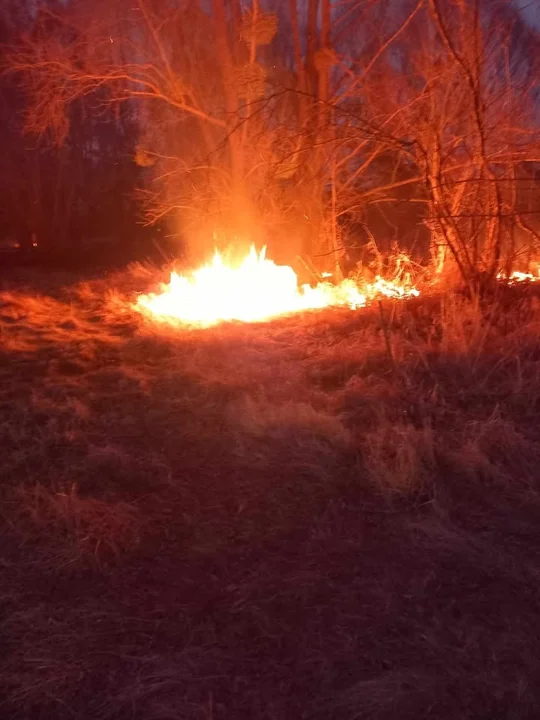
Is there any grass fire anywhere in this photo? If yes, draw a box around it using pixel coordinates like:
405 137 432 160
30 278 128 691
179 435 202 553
135 245 419 326
2 0 540 718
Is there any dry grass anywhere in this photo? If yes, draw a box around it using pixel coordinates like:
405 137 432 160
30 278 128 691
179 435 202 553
1 265 540 719
7 484 142 567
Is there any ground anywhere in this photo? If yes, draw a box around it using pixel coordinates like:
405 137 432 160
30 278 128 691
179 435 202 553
1 264 540 720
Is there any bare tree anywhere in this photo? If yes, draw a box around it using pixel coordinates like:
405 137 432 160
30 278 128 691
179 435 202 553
7 0 539 287
330 0 540 291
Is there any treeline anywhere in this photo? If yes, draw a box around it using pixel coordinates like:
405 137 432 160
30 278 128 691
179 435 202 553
0 2 145 262
1 0 539 288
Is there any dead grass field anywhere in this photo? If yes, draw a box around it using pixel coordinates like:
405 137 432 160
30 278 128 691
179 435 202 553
1 264 540 719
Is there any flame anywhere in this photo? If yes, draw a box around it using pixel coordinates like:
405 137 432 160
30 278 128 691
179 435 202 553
135 245 419 327
497 269 540 285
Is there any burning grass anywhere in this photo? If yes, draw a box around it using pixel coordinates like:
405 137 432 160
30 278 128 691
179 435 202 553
134 245 420 326
1 264 540 719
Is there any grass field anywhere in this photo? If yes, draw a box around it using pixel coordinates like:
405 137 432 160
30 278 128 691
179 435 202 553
1 264 540 719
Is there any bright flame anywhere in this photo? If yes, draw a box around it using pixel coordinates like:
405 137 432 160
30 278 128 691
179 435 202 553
497 269 540 285
136 245 419 327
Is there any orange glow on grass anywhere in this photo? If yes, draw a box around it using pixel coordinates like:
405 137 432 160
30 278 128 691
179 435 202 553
135 245 420 327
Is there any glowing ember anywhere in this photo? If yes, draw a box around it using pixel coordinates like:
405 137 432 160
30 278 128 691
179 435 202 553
136 245 419 327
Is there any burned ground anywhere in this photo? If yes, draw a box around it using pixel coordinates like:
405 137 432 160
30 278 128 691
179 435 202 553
1 266 540 719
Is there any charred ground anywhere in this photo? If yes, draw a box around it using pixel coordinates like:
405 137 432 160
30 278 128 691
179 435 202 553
1 265 540 720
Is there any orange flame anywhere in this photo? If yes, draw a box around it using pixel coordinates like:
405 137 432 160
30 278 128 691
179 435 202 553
135 245 419 327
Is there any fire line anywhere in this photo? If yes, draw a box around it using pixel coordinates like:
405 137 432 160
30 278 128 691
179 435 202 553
135 245 419 327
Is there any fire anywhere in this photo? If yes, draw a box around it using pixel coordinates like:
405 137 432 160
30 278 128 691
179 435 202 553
497 269 540 285
135 245 419 327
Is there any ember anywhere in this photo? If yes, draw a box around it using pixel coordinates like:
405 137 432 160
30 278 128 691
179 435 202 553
135 246 419 326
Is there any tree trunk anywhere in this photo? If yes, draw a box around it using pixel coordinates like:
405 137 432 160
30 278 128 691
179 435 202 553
212 0 252 246
306 0 319 96
288 0 306 95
